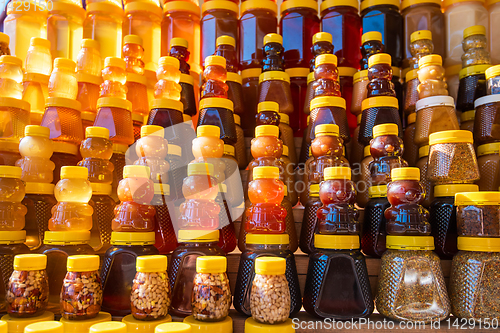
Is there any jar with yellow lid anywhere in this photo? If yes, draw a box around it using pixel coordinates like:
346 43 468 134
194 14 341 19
240 0 278 71
358 96 402 146
414 96 460 147
130 255 170 321
443 0 488 68
123 2 162 72
308 96 350 144
461 25 491 68
0 166 26 231
249 257 290 324
456 191 500 237
417 54 449 99
4 1 47 64
77 126 114 185
15 125 53 184
402 112 418 166
408 29 434 71
430 184 478 259
147 99 184 144
403 69 419 115
456 64 490 113
151 183 175 254
90 322 127 333
100 232 158 317
427 130 480 184
48 58 78 100
7 254 49 317
360 0 403 67
22 182 56 251
0 55 22 100
235 234 301 317
38 231 94 314
94 97 134 146
25 321 63 333
197 97 236 145
460 109 475 132
241 68 261 136
0 32 10 56
474 94 500 144
376 235 450 322
476 142 500 191
89 183 115 252
191 256 230 322
449 237 500 319
168 230 224 318
47 2 84 62
0 231 29 313
60 255 102 320
303 234 373 319
361 185 390 257
0 97 28 167
83 2 123 61
415 145 433 207
25 38 51 77
134 125 169 184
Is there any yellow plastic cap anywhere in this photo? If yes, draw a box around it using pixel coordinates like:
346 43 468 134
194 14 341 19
86 126 109 139
30 37 51 49
216 35 235 48
168 144 181 157
123 165 150 179
44 231 91 244
81 39 100 50
241 68 262 79
407 112 416 124
202 0 238 13
177 230 219 242
259 70 290 83
0 55 22 67
151 99 184 112
136 255 167 273
257 101 279 113
309 183 320 196
187 163 215 176
245 318 295 333
429 130 473 145
418 54 442 68
324 166 351 180
315 54 337 67
361 96 399 110
24 182 55 195
368 53 391 67
198 97 234 111
14 254 47 271
401 0 441 10
361 31 382 44
0 32 9 45
457 237 500 252
24 125 49 139
410 30 432 43
97 97 132 111
141 125 163 138
123 35 143 48
312 32 332 45
67 255 100 272
110 232 155 245
361 0 400 11
310 96 346 110
406 68 418 81
433 184 479 197
158 56 180 70
386 235 434 250
224 144 235 156
279 113 289 124
281 0 318 13
314 234 360 249
353 69 368 83
255 257 286 275
253 166 280 179
478 142 500 156
485 64 500 80
263 33 282 46
153 183 170 196
91 183 112 195
255 125 279 138
464 25 486 38
459 64 492 80
196 256 226 274
241 0 278 14
104 57 125 70
170 37 188 49
197 125 221 139
418 145 430 158
234 114 241 125
155 323 191 333
338 67 357 77
391 167 420 181
314 124 339 137
226 72 242 84
25 322 63 333
60 166 88 180
373 123 399 138
363 145 371 158
455 191 500 205
369 185 388 198
204 55 226 68
90 322 127 333
0 230 26 244
246 234 289 245
54 57 76 71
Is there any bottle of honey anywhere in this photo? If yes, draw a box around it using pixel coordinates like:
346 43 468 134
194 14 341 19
313 54 341 97
214 35 239 73
134 125 169 184
154 56 182 101
201 55 228 99
408 30 433 70
100 57 127 99
366 53 396 98
16 125 55 184
123 34 145 75
417 54 448 99
77 126 114 184
360 31 384 70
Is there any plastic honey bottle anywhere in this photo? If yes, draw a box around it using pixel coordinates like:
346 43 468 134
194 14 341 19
100 57 127 99
409 30 434 70
179 162 220 230
214 35 238 73
462 25 491 68
77 39 102 77
245 166 287 234
247 125 284 185
25 37 52 76
367 53 396 98
310 32 334 71
134 125 169 184
201 55 228 99
112 165 156 232
360 31 384 70
0 166 27 230
48 58 78 99
313 54 341 97
123 35 145 75
77 126 114 184
417 55 448 99
169 37 191 75
262 33 284 72
255 101 280 127
192 125 225 184
49 166 93 231
317 166 359 235
168 38 196 116
15 125 54 184
0 55 23 99
154 56 182 101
